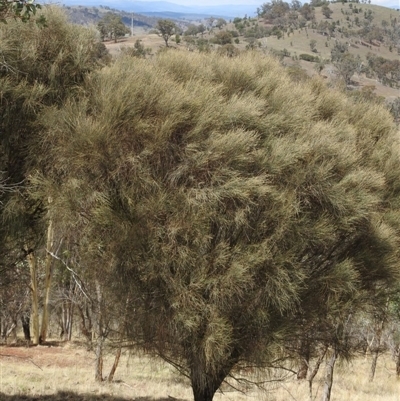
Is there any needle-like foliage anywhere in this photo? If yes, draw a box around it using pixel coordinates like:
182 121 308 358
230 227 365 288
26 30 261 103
0 6 106 248
39 50 400 401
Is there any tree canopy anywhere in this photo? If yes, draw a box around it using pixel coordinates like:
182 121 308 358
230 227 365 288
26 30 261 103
38 50 400 401
97 12 129 43
0 0 43 23
156 19 176 47
0 6 108 344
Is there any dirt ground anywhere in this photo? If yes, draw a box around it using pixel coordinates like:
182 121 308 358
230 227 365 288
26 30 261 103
1 342 400 401
0 341 194 401
0 341 93 369
104 34 168 57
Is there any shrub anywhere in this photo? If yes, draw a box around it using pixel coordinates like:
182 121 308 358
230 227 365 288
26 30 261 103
299 53 320 62
212 30 233 45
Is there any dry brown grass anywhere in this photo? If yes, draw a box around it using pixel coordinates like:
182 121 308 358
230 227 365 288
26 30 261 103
1 342 399 401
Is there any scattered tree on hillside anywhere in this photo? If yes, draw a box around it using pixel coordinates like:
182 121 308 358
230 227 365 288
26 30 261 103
197 23 206 36
291 0 302 10
261 0 290 21
156 19 176 47
185 24 199 36
322 4 333 19
310 0 327 6
212 30 233 45
299 3 315 21
215 18 227 30
334 52 360 84
97 13 129 43
206 16 216 32
365 9 374 23
309 39 317 52
330 41 364 87
366 53 400 87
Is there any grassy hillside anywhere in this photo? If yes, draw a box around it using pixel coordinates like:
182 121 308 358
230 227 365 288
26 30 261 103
100 2 399 105
262 3 399 61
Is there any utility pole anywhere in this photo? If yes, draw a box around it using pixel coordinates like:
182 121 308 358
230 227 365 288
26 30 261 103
131 13 134 36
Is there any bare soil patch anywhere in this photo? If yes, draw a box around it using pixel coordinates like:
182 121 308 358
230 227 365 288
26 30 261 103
0 342 93 369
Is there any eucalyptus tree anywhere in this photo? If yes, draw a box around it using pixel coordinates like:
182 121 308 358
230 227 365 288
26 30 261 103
40 51 400 401
97 13 129 43
156 19 176 47
0 0 43 23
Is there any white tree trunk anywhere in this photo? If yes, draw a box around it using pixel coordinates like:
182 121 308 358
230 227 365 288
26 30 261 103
26 248 39 345
321 347 338 401
40 216 54 343
95 279 104 382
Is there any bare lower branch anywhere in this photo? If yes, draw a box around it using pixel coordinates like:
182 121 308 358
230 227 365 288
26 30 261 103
46 250 92 302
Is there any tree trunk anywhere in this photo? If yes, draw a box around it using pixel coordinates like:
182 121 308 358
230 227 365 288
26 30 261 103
395 345 400 377
26 248 39 345
61 301 71 340
370 350 379 381
5 321 17 341
190 351 238 401
297 339 311 380
191 367 225 401
369 317 385 381
107 295 129 382
61 301 70 341
21 313 31 341
40 216 54 343
321 347 338 401
308 346 327 401
298 358 309 380
107 347 122 382
67 303 74 341
94 279 104 382
78 303 93 349
95 334 104 382
396 355 400 377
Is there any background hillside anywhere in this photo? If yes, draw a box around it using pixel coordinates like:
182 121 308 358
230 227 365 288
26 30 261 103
62 0 259 18
64 5 158 29
69 2 399 109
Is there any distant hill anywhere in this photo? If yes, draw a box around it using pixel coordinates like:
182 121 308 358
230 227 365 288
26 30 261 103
60 1 258 19
138 11 226 21
63 5 159 28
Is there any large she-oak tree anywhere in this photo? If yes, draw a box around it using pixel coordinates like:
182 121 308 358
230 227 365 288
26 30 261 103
39 51 400 401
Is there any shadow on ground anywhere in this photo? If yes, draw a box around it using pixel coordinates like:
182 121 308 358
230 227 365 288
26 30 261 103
0 392 187 401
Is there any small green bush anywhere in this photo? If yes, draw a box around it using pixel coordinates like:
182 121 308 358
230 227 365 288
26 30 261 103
299 53 319 62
